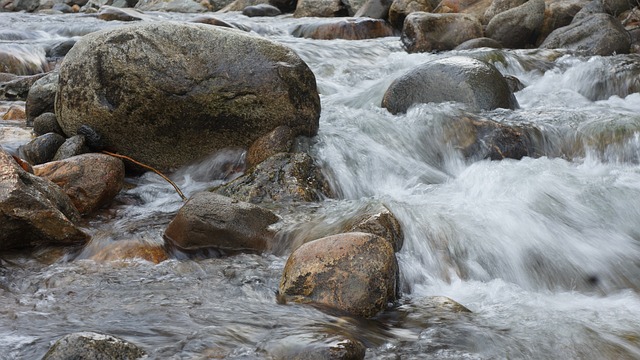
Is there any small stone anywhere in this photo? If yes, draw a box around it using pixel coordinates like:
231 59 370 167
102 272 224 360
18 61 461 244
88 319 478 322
2 105 26 120
19 132 66 165
33 112 63 136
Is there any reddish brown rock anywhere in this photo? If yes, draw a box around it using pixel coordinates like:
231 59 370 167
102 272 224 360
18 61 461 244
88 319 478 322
291 18 397 40
246 125 294 168
389 0 433 29
90 240 169 263
279 232 398 318
2 105 26 120
33 153 125 215
0 148 88 251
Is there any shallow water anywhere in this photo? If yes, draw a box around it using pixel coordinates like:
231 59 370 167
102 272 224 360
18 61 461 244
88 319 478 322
1 11 640 359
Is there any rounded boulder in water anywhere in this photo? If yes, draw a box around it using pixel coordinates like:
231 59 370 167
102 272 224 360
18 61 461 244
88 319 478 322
55 22 320 171
382 56 519 113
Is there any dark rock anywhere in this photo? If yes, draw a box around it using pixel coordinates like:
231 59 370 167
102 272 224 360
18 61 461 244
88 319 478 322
25 71 58 126
33 153 124 215
602 0 637 15
76 124 105 151
382 56 519 113
52 2 73 12
19 132 66 165
354 0 393 19
485 0 545 48
537 0 588 45
291 18 397 40
279 232 398 318
572 0 605 22
504 75 525 93
52 135 90 161
294 0 347 17
455 37 503 49
46 39 77 59
42 332 146 360
388 0 433 30
242 3 281 16
33 112 63 136
246 125 294 168
401 12 484 52
56 22 320 171
0 148 88 251
164 192 279 252
0 0 39 12
214 152 333 204
540 13 631 55
0 73 46 101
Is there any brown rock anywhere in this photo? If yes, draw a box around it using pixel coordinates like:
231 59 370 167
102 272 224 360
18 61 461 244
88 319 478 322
279 232 398 318
0 148 88 251
401 12 483 52
90 240 168 263
164 192 279 252
347 205 404 252
246 126 294 168
2 105 26 120
388 0 433 29
291 18 397 40
33 153 125 215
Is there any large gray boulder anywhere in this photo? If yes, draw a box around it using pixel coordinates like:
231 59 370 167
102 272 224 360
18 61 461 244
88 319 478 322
401 12 484 52
164 192 279 252
382 56 519 113
55 22 320 171
540 13 631 55
485 0 546 48
279 232 398 318
0 148 88 251
43 332 146 360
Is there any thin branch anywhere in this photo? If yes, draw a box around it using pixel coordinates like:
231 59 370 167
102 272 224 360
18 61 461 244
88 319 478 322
101 150 187 201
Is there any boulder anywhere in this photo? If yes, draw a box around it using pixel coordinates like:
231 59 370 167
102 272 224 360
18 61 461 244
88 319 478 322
164 192 279 252
0 73 46 101
382 56 519 113
33 112 63 136
291 18 397 40
52 135 90 161
97 5 148 21
443 114 537 160
246 125 294 168
455 37 503 49
388 0 433 30
485 0 546 48
25 71 58 126
0 47 49 75
279 232 398 318
42 332 146 360
537 0 589 45
293 0 347 17
483 0 526 23
134 0 208 12
401 12 484 52
55 22 320 171
242 3 281 15
0 148 88 251
540 13 631 55
33 153 124 215
90 240 169 263
354 0 393 19
19 132 66 165
2 104 26 120
214 152 333 204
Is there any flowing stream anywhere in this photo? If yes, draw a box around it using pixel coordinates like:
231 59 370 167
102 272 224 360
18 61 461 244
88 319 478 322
1 11 640 359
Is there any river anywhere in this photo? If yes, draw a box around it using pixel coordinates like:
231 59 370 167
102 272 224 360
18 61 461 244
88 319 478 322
1 10 640 359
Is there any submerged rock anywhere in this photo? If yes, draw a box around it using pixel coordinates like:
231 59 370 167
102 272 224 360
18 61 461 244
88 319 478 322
164 192 279 253
382 56 518 113
279 232 398 318
214 152 333 204
264 333 366 360
291 18 397 40
401 12 483 52
90 240 169 263
42 332 146 360
0 148 88 251
33 153 125 215
56 22 320 171
540 13 631 55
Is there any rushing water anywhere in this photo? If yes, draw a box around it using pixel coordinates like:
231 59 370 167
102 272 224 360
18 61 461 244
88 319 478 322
1 11 640 359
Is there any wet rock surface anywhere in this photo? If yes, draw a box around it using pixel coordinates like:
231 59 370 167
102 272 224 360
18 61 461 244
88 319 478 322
42 332 146 360
401 12 484 52
292 18 397 40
